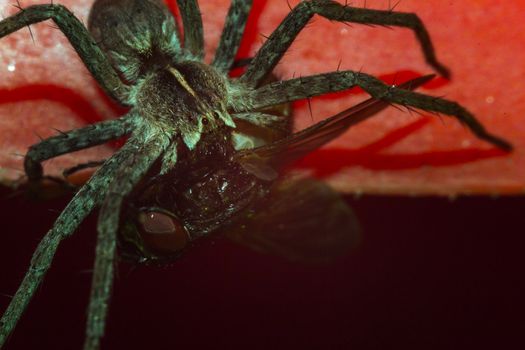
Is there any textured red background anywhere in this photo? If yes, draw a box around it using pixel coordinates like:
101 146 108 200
0 0 523 194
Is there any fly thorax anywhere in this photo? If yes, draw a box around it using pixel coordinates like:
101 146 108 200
133 61 236 150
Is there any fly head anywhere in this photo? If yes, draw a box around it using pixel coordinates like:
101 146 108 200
118 155 269 265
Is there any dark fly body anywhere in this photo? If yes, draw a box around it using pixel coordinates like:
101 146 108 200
0 1 511 349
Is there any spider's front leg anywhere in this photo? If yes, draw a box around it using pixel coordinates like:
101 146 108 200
0 4 130 103
0 134 150 348
212 0 253 73
239 0 450 88
232 71 512 151
84 127 171 350
24 113 137 182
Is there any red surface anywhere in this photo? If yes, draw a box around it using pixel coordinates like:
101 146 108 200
0 0 523 194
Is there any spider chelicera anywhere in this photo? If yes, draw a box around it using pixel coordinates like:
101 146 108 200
0 0 511 349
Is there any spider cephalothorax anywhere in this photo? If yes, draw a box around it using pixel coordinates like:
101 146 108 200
133 60 235 149
0 1 511 349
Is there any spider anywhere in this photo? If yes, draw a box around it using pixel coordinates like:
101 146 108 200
0 0 512 349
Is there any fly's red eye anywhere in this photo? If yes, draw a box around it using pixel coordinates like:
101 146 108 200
137 211 189 254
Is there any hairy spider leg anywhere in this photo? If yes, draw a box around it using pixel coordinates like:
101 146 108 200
233 75 436 170
0 137 148 348
0 4 130 103
176 0 204 59
24 113 137 182
85 128 171 350
232 70 512 151
212 0 254 73
239 0 450 88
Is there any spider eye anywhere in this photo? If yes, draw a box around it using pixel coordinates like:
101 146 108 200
137 210 189 254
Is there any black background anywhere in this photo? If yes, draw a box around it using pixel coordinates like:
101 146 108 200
1 188 523 349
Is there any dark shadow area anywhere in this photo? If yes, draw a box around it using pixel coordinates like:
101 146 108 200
0 186 523 349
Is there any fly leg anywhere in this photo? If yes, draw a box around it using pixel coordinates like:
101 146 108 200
0 4 130 103
63 160 107 179
231 112 287 129
212 0 253 74
240 0 450 88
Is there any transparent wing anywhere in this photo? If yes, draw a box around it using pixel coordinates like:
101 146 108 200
223 177 360 264
234 75 435 173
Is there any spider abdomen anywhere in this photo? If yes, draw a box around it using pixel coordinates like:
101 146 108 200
88 0 181 83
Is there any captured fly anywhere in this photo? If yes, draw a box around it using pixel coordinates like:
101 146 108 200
0 1 511 349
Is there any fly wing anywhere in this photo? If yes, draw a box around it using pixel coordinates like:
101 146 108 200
226 75 434 262
234 75 435 173
223 177 360 264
